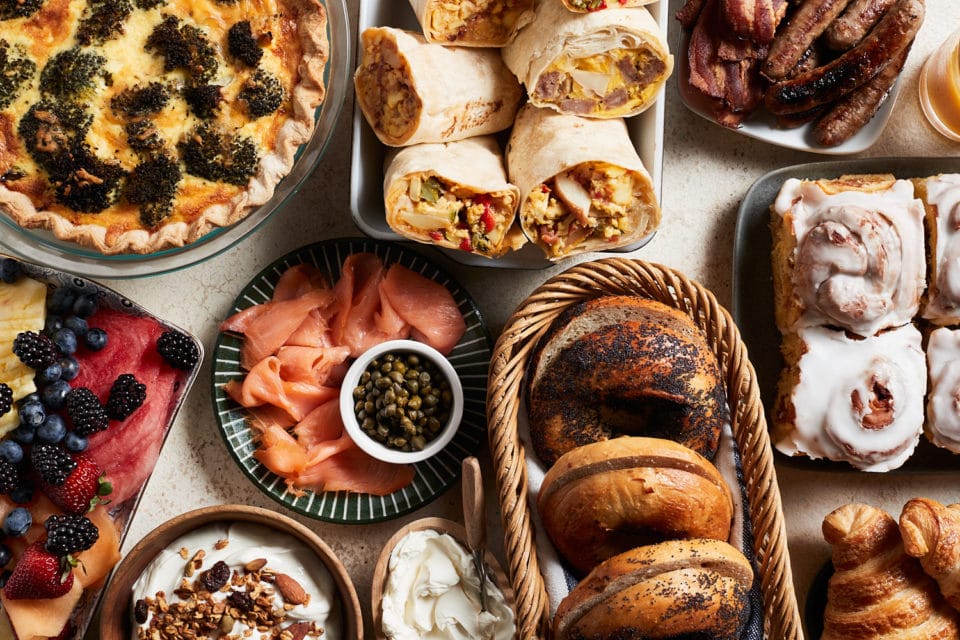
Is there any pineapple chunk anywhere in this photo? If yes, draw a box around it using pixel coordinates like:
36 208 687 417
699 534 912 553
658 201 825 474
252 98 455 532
0 278 47 437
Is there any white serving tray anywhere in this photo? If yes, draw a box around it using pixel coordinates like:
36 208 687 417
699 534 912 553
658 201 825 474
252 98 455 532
349 0 668 269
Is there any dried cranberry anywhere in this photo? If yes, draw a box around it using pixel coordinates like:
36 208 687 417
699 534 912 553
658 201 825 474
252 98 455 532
226 589 254 612
199 560 231 592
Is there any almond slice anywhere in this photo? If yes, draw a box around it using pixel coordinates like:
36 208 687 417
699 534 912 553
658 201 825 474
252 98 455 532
275 573 308 605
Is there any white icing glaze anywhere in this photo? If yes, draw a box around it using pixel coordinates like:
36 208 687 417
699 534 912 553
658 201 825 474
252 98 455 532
774 178 925 336
926 327 960 452
775 324 926 471
922 174 960 323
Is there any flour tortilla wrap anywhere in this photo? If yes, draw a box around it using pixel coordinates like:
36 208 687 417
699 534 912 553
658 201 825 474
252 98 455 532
406 0 535 46
561 0 659 11
502 1 672 118
506 104 660 260
383 136 524 258
354 27 523 146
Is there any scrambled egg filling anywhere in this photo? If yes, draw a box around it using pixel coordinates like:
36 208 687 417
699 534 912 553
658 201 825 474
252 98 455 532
356 34 420 142
427 0 532 44
396 174 515 255
524 162 638 257
539 47 665 117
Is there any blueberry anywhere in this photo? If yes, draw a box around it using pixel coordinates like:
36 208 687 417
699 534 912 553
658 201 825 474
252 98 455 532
9 479 33 505
18 401 44 427
0 259 20 284
40 380 71 411
44 314 64 335
84 327 108 351
10 425 35 446
52 327 78 355
2 507 31 537
0 543 11 567
63 431 88 453
48 287 77 315
59 355 80 381
37 414 66 444
36 362 63 385
72 294 97 318
22 392 40 405
64 315 88 337
0 441 23 465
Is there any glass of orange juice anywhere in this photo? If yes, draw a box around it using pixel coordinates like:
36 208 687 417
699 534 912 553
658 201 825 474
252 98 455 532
920 27 960 142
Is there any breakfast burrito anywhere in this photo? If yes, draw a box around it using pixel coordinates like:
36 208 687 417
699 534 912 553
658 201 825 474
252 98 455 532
354 27 523 146
383 136 524 258
506 104 660 260
502 1 672 118
407 0 535 46
561 0 659 11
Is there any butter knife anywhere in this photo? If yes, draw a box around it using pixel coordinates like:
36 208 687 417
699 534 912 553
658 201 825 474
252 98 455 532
462 456 488 612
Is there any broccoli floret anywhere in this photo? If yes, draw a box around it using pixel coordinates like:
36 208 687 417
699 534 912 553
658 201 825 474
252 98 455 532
111 82 170 117
18 101 92 169
145 15 219 83
47 146 125 213
238 69 282 119
183 83 221 119
124 154 181 226
39 48 110 101
227 21 262 68
77 0 133 45
125 120 165 153
0 0 43 20
0 40 35 110
134 0 166 8
179 122 258 186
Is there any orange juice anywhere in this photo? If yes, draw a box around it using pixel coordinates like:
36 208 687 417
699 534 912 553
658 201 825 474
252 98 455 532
920 28 960 141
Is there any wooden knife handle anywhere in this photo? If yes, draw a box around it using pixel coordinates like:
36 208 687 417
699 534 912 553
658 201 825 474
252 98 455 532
462 456 487 551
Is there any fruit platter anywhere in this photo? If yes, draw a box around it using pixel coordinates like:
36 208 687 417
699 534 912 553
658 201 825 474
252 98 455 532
0 0 957 639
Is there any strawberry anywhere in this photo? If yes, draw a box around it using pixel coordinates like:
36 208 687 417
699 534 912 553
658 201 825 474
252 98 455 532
3 541 74 600
42 454 112 515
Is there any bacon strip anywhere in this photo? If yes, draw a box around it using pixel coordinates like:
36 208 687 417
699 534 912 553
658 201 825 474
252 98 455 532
720 0 789 44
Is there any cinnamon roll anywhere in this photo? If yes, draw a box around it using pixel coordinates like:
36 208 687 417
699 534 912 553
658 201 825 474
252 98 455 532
771 174 926 337
773 324 926 471
926 327 960 453
918 174 960 325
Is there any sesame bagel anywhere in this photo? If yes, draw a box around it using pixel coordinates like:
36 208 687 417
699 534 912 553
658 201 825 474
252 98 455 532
526 296 728 467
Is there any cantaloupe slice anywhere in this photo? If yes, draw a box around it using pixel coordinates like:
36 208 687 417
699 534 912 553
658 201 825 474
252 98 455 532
74 506 120 589
0 578 82 639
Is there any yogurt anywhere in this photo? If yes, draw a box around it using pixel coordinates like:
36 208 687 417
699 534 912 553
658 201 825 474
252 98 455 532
381 529 515 640
131 522 341 640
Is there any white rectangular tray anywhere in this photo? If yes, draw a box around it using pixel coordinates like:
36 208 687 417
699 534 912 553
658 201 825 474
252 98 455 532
349 0 668 269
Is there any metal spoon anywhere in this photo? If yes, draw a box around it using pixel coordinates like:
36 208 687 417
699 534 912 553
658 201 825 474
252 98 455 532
462 456 488 612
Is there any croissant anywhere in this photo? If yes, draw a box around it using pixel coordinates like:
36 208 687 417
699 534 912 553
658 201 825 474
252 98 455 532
900 498 960 610
821 503 960 639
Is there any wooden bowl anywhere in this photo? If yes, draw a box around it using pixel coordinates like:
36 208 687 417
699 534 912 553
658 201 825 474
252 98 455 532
370 517 516 640
99 504 362 639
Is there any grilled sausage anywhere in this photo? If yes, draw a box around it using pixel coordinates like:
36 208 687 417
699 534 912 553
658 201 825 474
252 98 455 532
761 0 853 80
764 0 923 114
813 42 911 146
824 0 897 50
676 0 708 28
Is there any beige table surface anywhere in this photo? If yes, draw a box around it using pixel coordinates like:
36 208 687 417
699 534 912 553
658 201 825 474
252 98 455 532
76 0 960 637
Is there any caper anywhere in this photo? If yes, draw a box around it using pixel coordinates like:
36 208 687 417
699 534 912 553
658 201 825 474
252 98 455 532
389 370 404 384
411 435 426 450
384 389 396 404
419 371 431 385
408 396 422 411
423 393 438 408
405 379 420 394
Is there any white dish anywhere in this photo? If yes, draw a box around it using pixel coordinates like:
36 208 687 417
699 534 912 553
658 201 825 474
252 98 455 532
676 30 901 156
349 0 668 269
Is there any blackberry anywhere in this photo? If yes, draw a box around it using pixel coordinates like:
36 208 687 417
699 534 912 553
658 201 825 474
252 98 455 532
0 383 11 417
0 459 17 494
44 514 99 556
12 331 59 370
31 443 76 487
65 387 109 436
106 374 146 420
157 331 199 370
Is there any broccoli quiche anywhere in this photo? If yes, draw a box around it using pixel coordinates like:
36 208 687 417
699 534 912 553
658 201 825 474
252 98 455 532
0 0 328 254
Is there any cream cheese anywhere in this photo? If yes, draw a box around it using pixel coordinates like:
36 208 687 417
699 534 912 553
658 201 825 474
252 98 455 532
131 521 340 640
381 529 514 640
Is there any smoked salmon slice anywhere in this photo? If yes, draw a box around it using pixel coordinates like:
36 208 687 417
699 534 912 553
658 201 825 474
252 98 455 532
239 288 335 369
272 264 329 302
380 264 466 355
294 443 415 495
254 424 308 476
225 356 337 422
276 345 351 386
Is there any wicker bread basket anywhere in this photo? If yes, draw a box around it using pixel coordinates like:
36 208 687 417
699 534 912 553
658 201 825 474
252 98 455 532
486 258 802 639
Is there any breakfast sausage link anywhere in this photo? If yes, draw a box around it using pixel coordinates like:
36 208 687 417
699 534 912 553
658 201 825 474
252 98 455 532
813 41 911 146
764 0 923 114
761 0 853 80
824 0 897 50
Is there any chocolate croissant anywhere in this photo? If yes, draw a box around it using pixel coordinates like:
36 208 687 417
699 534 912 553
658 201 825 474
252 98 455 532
822 503 960 639
900 498 960 610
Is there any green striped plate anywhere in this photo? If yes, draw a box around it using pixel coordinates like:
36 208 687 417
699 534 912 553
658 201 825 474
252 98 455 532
211 238 492 523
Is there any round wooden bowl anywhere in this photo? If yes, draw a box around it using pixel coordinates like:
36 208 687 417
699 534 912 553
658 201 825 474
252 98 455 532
99 504 362 640
370 517 516 640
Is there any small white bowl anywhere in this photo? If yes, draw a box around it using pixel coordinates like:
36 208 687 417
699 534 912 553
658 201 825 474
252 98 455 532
339 339 463 464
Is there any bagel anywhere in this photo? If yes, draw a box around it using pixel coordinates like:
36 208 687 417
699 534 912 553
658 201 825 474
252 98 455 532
553 539 754 640
526 296 728 467
537 437 734 575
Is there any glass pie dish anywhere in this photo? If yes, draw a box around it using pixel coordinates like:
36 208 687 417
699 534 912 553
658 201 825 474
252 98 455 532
0 0 350 280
